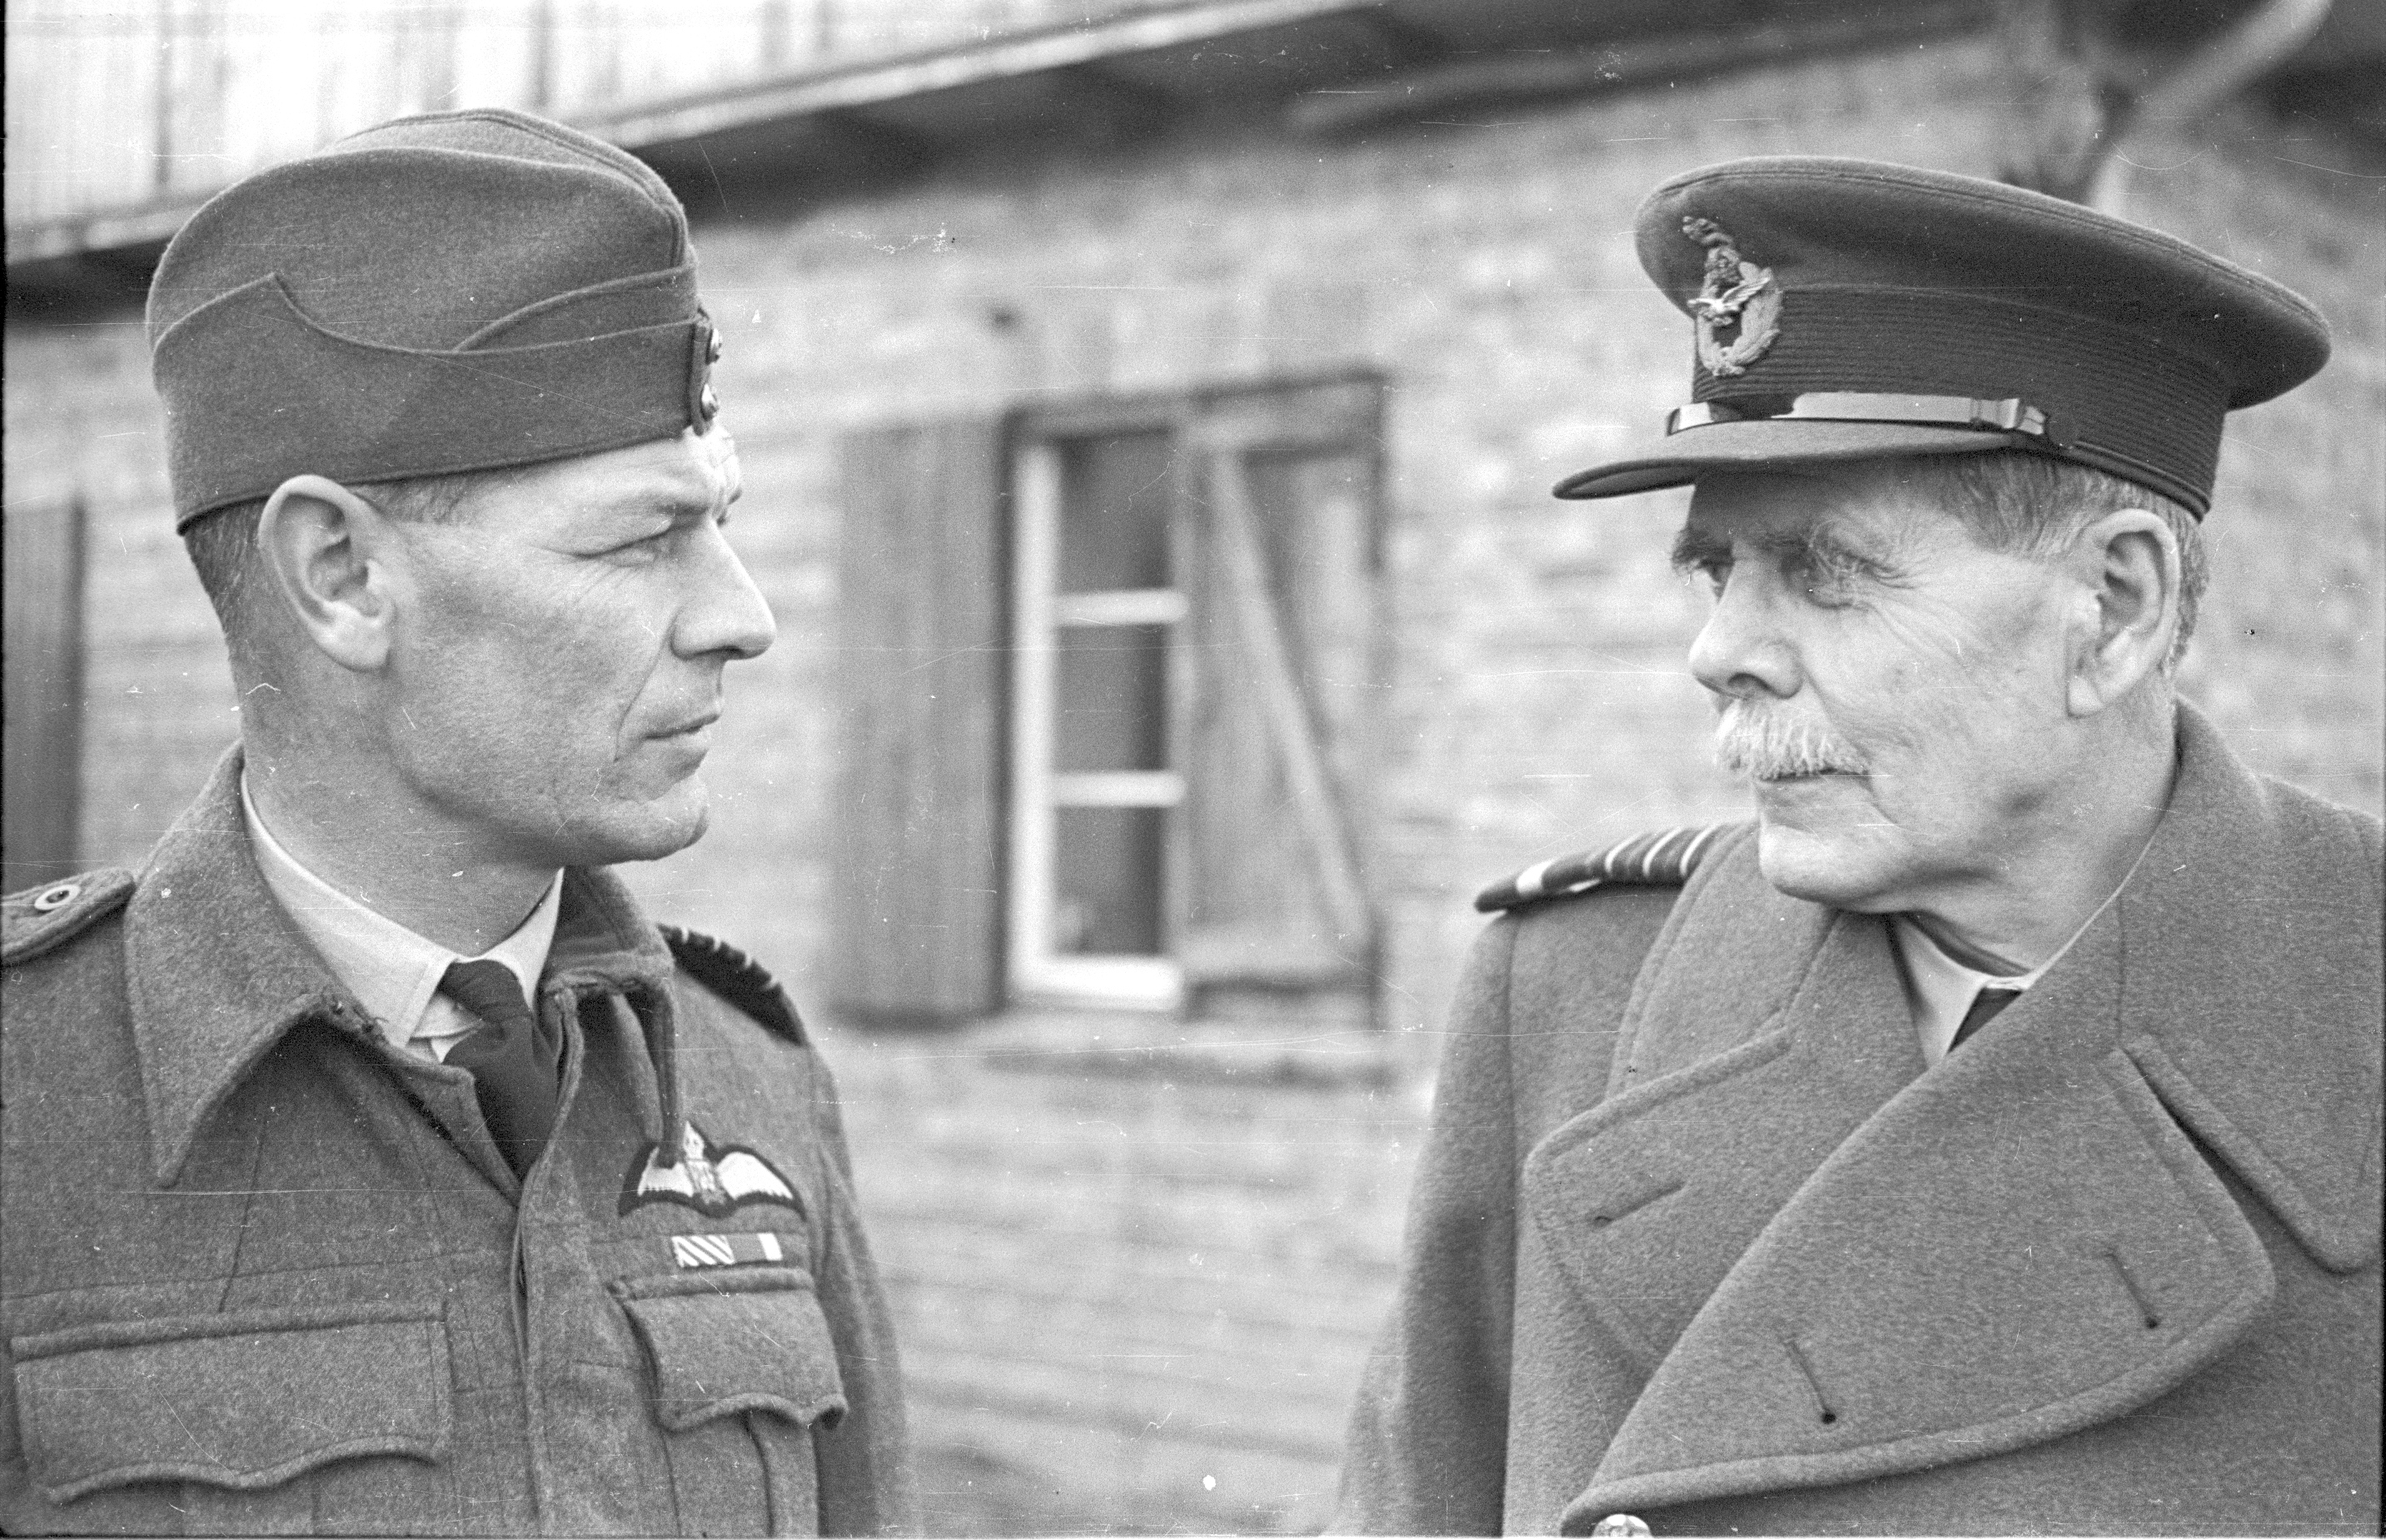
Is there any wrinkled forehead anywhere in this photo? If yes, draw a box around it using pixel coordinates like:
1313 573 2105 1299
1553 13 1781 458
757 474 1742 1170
616 424 742 504
690 423 742 506
1680 461 1963 551
1684 466 1876 541
462 424 744 531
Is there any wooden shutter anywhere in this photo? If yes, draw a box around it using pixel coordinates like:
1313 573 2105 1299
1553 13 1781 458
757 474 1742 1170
1175 381 1383 1005
829 421 1006 1022
2 496 87 890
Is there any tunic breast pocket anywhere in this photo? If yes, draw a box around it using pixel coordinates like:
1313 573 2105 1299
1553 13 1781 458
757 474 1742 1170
614 1265 849 1537
9 1301 456 1535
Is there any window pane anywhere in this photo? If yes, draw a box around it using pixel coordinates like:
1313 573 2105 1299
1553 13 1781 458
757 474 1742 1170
1055 625 1168 773
1059 431 1172 593
1052 807 1164 956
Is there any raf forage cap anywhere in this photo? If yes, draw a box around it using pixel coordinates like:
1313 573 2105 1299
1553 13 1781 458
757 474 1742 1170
147 107 724 531
1554 157 2331 516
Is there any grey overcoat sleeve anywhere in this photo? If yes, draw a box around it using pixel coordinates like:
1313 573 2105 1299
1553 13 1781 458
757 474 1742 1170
1334 919 1522 1535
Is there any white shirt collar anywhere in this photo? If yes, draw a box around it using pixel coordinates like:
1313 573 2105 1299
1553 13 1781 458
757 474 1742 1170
1892 919 2051 1066
1891 823 2160 1067
241 776 562 1059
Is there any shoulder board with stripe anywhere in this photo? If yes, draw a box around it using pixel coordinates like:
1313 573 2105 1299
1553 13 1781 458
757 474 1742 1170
2 869 137 966
660 924 808 1047
1474 825 1726 914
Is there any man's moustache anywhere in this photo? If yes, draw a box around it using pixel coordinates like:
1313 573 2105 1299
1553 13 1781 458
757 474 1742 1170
1714 701 1868 780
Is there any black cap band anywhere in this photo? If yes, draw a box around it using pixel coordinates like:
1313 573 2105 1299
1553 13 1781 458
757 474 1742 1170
1686 286 2228 515
1552 157 2330 515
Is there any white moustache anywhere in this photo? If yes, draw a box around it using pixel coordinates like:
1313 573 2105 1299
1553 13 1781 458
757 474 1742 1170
1714 701 1867 780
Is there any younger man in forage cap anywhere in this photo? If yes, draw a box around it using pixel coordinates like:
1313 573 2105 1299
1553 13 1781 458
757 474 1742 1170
1 109 914 1536
1337 157 2379 1535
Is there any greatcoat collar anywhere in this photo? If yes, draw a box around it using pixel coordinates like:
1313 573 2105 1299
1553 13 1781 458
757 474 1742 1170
126 747 684 1187
1533 703 2382 1528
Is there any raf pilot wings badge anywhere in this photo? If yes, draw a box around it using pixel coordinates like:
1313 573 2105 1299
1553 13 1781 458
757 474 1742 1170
620 1122 804 1219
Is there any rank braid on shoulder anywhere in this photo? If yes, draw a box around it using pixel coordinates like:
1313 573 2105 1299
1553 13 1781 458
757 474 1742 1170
1474 824 1730 914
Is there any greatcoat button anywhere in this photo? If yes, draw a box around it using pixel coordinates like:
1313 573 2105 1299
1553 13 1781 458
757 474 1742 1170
1590 1517 1651 1538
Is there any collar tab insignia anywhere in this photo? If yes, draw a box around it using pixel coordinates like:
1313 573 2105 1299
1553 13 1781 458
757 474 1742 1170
621 1121 802 1219
1683 217 1782 377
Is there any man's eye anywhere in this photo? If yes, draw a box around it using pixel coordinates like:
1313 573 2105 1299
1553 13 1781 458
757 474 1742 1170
1793 547 1873 602
1677 556 1731 596
605 530 675 562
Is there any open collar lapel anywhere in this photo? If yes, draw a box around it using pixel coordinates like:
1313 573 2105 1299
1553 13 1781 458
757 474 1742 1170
1571 900 2274 1524
126 749 380 1186
127 749 693 1185
2115 705 2383 1273
1564 704 2357 1525
1522 827 1924 1372
542 865 683 1151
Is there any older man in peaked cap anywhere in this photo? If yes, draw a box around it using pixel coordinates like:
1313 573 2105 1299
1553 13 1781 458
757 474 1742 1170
1 110 914 1535
1337 157 2381 1535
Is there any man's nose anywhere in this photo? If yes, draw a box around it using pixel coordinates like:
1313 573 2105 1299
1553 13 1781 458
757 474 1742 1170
1687 576 1799 700
675 530 777 661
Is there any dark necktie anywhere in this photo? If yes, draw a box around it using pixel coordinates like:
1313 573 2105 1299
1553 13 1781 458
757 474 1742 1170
1950 984 2021 1053
439 959 560 1179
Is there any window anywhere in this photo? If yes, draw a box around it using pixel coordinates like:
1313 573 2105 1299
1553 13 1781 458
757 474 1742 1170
1009 378 1384 1019
830 376 1385 1027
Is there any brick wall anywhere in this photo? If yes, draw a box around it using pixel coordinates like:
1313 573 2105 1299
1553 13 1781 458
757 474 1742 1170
821 1014 1423 1533
7 35 2380 1533
14 37 2379 1032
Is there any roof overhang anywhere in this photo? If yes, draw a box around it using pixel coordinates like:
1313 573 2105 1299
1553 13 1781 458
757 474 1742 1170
10 0 2374 303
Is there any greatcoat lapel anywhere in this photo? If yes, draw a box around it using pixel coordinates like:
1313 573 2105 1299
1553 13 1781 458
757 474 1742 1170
1522 827 1923 1373
1547 705 2378 1528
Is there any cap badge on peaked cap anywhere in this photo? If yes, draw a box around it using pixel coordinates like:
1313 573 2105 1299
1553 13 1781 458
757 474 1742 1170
1683 217 1781 377
1549 157 2333 514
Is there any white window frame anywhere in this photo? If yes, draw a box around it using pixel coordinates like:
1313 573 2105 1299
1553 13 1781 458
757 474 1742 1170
1007 441 1185 1011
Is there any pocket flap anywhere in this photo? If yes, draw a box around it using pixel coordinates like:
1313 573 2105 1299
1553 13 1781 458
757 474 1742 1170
11 1302 450 1504
616 1267 848 1433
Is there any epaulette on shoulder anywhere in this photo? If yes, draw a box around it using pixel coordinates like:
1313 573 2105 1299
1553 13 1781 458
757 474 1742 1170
660 924 808 1047
2 869 137 966
1475 825 1726 914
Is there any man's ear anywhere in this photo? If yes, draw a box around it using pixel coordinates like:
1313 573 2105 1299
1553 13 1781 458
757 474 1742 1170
256 475 402 673
2065 507 2180 718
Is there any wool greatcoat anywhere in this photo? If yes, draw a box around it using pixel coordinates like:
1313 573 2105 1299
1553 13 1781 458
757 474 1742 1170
1337 704 2383 1535
0 752 915 1536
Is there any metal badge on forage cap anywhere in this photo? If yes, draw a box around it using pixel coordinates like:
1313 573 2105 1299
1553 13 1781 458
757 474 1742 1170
1553 157 2331 516
147 107 721 531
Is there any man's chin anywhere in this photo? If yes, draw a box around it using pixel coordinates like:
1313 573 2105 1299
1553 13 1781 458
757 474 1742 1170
561 782 712 867
1751 813 1903 911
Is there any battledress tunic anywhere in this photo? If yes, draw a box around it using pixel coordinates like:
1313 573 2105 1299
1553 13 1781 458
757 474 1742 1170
0 752 915 1536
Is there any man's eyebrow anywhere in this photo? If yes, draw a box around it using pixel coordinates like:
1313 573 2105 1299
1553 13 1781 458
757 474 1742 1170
637 488 730 521
1670 526 1731 570
1756 522 1875 565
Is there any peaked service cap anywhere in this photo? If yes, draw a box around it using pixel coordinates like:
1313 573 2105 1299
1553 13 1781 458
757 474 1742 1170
147 107 724 531
1553 157 2331 516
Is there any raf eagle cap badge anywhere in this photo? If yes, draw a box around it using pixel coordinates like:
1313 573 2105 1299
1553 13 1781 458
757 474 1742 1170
1683 216 1781 377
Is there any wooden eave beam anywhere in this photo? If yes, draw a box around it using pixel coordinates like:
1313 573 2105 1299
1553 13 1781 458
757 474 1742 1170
7 0 1378 275
580 0 1379 149
1287 0 1996 135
